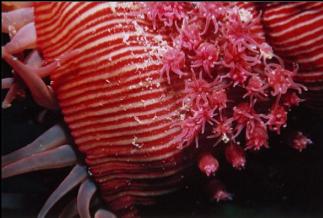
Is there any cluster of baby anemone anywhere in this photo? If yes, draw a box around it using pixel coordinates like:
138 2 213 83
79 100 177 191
141 2 313 201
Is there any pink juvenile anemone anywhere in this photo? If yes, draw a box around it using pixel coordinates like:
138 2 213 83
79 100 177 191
222 41 260 86
177 104 217 147
245 119 269 150
225 143 246 170
175 110 206 148
143 2 188 29
183 71 216 109
244 75 268 99
195 2 227 35
208 179 232 202
159 47 186 84
233 103 255 126
175 19 202 50
190 42 219 78
224 6 262 48
282 92 304 108
290 131 313 152
265 63 306 96
198 153 220 177
210 88 228 110
265 105 288 134
209 116 234 146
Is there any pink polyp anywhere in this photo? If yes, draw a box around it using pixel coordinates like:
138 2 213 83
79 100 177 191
282 92 304 108
207 179 232 202
291 131 313 152
266 105 288 134
200 16 211 36
2 124 68 167
198 153 219 176
4 22 36 54
245 120 269 150
160 47 186 83
225 143 246 170
2 7 34 33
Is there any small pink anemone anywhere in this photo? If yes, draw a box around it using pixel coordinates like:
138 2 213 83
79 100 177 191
175 19 202 50
265 105 288 134
291 131 313 152
265 63 306 96
160 47 186 84
245 120 269 150
225 143 246 170
144 2 187 29
191 42 219 78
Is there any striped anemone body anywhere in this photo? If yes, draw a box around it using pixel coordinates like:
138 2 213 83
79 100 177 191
34 2 194 215
2 1 323 218
262 2 323 111
20 1 322 216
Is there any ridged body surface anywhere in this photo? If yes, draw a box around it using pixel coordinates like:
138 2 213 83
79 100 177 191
262 2 323 109
32 1 323 216
34 2 193 215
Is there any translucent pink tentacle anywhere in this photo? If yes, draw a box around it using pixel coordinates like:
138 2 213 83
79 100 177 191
77 179 97 218
2 47 58 109
2 51 43 108
36 48 82 78
37 164 88 218
1 78 14 89
2 124 68 167
4 22 36 54
2 48 80 109
94 209 117 218
59 198 78 218
1 82 23 109
25 50 42 68
2 2 33 10
59 197 101 218
2 7 34 33
2 144 77 179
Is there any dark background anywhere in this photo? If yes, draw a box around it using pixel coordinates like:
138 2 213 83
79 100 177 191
2 33 323 218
